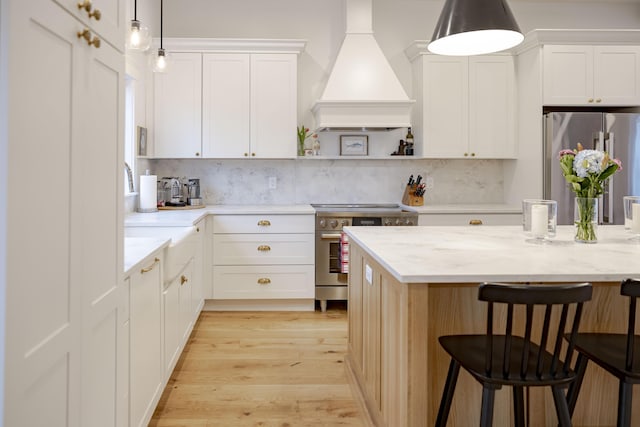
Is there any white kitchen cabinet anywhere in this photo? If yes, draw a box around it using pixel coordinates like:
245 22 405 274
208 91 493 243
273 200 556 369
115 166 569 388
130 253 164 427
5 1 124 426
193 219 207 313
409 50 516 159
418 213 522 226
202 53 297 158
154 52 203 158
58 0 125 50
543 45 640 106
211 214 314 301
163 258 194 377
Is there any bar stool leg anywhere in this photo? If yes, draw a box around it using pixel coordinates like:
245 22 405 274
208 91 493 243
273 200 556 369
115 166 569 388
480 386 496 427
435 359 460 427
566 353 588 416
617 381 633 427
513 386 525 426
552 385 572 427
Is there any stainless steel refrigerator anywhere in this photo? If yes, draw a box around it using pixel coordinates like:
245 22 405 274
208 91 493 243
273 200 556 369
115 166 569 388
544 111 640 225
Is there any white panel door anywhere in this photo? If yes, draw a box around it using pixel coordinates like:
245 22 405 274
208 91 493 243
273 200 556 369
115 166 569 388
6 2 82 425
543 45 593 105
594 45 640 105
78 33 124 427
422 55 468 157
469 55 516 158
202 53 250 158
250 54 297 158
154 52 202 158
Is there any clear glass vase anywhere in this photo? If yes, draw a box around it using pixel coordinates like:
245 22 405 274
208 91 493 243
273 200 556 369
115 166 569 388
574 197 598 243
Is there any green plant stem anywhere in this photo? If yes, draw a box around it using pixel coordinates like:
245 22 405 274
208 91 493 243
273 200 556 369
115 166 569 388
575 198 597 242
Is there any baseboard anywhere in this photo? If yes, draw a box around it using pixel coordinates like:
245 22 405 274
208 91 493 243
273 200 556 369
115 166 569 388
203 298 315 311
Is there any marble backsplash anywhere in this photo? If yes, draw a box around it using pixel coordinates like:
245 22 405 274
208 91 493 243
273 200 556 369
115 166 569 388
135 158 504 207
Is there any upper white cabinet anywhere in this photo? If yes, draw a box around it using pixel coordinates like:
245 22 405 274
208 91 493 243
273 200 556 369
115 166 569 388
154 52 203 158
57 0 126 50
407 45 516 159
543 45 640 106
152 40 304 159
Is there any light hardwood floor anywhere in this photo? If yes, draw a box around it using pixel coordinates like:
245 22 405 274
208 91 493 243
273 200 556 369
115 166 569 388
150 304 368 426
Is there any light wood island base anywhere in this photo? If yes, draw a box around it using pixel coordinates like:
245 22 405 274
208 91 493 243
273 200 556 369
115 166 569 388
346 241 640 427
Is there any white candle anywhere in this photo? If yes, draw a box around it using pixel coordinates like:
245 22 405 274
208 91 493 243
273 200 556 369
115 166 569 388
632 204 640 233
531 204 548 238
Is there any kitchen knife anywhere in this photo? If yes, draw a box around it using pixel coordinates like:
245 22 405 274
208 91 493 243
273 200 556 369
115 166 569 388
408 174 414 186
415 175 422 186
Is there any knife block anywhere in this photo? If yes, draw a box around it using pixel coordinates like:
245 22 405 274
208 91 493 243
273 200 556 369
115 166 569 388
402 184 424 206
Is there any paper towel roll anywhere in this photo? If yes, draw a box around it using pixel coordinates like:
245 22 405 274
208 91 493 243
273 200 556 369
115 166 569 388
139 175 158 213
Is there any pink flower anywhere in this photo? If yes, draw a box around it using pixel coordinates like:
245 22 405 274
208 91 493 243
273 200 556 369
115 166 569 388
557 149 576 159
611 157 623 171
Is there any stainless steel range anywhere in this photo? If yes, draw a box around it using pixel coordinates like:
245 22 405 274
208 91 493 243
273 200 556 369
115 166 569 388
312 204 418 312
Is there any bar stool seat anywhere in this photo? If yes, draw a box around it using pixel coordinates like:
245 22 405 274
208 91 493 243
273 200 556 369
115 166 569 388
566 278 640 427
435 282 593 427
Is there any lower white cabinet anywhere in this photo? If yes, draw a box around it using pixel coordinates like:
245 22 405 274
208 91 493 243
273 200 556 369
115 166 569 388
212 214 314 301
129 253 164 427
418 213 522 226
164 258 195 376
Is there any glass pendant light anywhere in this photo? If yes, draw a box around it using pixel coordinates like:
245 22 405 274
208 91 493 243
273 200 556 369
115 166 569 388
153 0 168 73
127 0 151 51
428 0 524 56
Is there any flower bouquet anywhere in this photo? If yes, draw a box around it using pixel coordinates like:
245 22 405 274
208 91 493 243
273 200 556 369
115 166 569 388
558 143 622 242
297 125 316 156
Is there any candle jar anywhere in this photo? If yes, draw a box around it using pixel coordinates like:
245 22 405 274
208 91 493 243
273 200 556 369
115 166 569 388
522 199 557 243
623 196 640 241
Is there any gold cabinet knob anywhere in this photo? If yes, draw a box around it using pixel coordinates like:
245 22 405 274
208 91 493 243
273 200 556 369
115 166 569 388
257 220 271 226
251 153 256 157
88 35 100 48
195 152 200 156
469 219 483 225
244 153 248 157
471 152 476 157
196 227 200 232
180 275 188 285
77 28 90 41
588 98 594 103
464 152 469 157
257 278 271 285
257 245 271 252
77 0 92 12
88 8 101 20
596 98 602 103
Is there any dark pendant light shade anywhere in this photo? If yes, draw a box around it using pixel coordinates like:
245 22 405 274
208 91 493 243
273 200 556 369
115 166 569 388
428 0 524 56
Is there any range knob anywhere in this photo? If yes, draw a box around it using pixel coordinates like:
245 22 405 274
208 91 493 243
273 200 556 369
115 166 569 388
384 219 392 226
341 219 349 226
329 219 338 228
395 218 402 225
405 219 414 226
319 219 326 228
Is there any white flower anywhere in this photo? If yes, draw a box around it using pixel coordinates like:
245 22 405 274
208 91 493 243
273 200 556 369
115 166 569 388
573 149 604 178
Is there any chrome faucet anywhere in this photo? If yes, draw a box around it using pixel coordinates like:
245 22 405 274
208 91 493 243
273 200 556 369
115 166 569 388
125 162 134 193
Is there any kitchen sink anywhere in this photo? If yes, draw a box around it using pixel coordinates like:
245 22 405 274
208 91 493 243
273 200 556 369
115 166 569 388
124 226 197 282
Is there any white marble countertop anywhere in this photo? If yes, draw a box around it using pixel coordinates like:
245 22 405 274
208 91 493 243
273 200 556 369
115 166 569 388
124 204 315 227
401 203 521 214
344 225 640 284
124 237 170 276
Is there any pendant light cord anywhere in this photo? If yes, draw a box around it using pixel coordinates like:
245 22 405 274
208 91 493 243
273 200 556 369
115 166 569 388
133 0 137 20
160 0 163 50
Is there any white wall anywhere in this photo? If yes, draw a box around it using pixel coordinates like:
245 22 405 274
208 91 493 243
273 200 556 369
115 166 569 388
0 0 7 422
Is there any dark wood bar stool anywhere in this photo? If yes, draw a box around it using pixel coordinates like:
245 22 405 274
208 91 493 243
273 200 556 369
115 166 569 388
435 282 593 427
566 278 640 427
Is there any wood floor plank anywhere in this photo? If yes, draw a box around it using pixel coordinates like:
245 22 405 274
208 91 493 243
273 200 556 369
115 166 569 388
150 306 367 427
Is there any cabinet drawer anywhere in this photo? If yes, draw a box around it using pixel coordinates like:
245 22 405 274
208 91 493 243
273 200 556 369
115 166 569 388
213 233 314 265
418 213 522 226
212 214 314 234
213 265 314 299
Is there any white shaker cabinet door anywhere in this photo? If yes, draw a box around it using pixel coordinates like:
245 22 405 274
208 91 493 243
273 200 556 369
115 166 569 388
593 45 640 106
154 52 203 158
543 45 593 106
250 54 297 158
202 53 251 158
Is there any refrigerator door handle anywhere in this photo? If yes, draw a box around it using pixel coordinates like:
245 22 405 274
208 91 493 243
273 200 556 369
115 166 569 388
602 132 615 224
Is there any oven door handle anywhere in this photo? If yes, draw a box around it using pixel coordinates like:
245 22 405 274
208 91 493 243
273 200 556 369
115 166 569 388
320 233 342 240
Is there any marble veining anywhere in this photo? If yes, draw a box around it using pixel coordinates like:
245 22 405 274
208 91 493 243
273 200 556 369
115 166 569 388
344 225 640 283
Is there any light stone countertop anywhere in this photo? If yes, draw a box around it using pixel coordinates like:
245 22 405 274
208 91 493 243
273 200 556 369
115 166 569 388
124 204 315 227
401 203 521 214
124 237 170 276
343 225 640 284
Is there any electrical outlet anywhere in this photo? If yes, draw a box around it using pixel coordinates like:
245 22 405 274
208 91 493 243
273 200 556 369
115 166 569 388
425 176 434 189
268 176 277 189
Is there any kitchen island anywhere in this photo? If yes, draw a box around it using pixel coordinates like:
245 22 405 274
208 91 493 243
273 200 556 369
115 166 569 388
343 225 640 426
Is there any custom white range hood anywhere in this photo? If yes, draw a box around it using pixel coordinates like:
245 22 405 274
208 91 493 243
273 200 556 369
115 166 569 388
312 0 415 131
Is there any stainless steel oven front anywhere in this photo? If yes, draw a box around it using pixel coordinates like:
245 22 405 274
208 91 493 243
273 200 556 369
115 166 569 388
312 204 418 312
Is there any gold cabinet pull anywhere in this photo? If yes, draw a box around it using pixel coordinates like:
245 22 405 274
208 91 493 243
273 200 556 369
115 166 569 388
77 0 92 12
88 35 100 48
180 275 188 285
257 220 271 226
469 219 483 225
257 278 271 285
470 152 476 157
195 152 200 156
464 152 469 157
588 98 594 103
251 153 256 157
244 153 248 157
596 98 602 103
88 8 101 20
77 28 90 41
141 257 160 274
196 227 200 232
257 245 271 252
